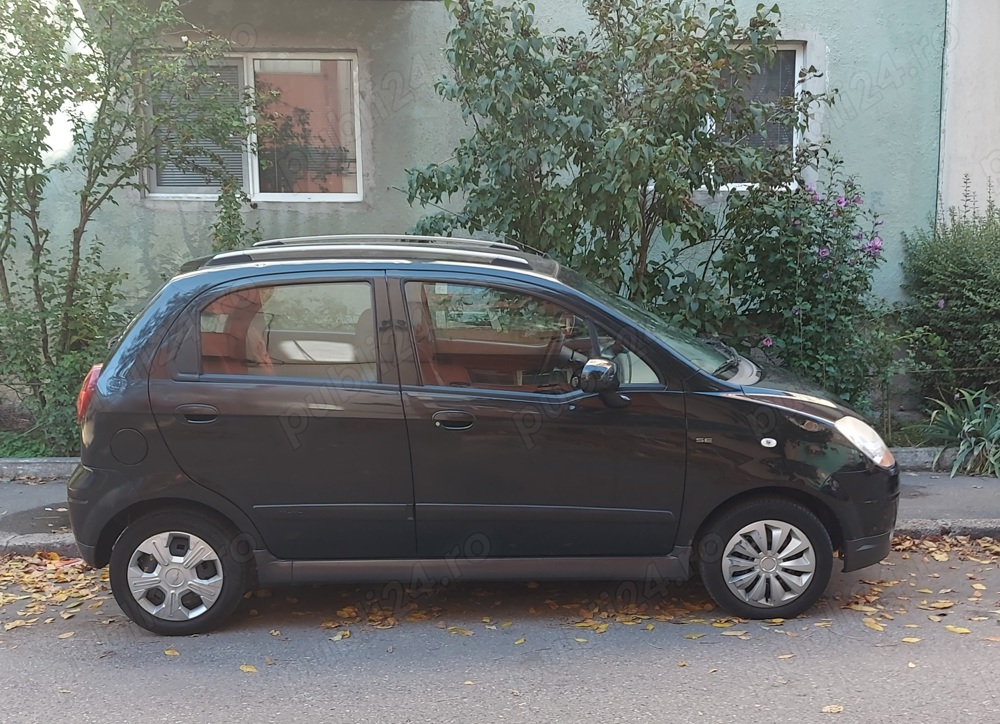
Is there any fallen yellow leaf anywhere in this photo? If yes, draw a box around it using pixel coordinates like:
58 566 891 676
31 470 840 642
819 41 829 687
269 630 281 637
984 637 1000 643
677 661 687 667
239 664 257 673
574 638 587 644
595 623 609 634
446 626 473 636
501 621 513 629
330 630 351 642
901 637 921 643
721 630 748 636
514 636 525 645
777 653 796 659
57 631 75 639
684 633 705 640
645 623 654 631
928 601 954 609
164 649 179 657
945 625 971 634
972 583 987 591
821 705 844 714
863 618 884 632
907 662 916 669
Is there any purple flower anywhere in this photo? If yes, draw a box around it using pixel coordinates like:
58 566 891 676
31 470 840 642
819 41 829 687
822 272 831 279
805 184 816 194
853 231 864 240
818 247 831 258
863 236 883 257
811 192 822 202
853 194 863 204
937 298 946 309
836 195 848 207
791 306 801 316
762 337 774 348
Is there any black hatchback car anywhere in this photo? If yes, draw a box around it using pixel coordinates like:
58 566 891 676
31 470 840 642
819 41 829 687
69 235 899 635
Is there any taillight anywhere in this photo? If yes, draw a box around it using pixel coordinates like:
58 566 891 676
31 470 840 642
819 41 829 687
76 364 103 422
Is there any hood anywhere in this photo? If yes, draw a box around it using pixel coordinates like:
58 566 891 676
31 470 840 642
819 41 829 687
740 363 860 422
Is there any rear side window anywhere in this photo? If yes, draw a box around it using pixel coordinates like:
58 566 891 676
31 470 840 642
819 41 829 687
199 282 377 382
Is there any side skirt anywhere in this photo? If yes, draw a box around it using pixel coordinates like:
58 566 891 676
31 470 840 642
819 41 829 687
254 549 693 587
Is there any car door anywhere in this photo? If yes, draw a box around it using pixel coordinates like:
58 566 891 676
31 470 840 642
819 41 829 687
149 271 415 561
388 271 687 559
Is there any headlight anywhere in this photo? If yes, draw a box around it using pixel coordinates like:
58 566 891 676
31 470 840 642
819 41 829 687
834 416 895 468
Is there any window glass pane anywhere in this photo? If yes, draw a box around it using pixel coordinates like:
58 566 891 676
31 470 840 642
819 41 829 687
405 282 589 393
200 282 376 382
255 58 359 195
153 63 244 190
742 49 797 150
595 328 661 386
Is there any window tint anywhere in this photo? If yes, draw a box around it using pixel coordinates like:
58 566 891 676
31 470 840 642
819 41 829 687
405 282 589 393
595 327 662 386
199 282 376 382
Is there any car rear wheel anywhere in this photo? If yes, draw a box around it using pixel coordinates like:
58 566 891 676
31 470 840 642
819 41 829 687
109 510 250 635
697 497 833 619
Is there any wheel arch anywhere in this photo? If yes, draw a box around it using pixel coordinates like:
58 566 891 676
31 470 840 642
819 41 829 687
93 498 256 574
691 486 845 556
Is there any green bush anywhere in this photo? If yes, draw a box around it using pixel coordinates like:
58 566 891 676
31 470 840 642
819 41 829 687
715 160 890 407
902 184 1000 399
909 389 1000 477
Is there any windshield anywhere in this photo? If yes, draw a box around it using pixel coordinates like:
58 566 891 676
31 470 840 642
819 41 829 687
556 267 735 379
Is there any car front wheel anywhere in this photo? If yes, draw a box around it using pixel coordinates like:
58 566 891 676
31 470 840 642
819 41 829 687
109 509 250 635
697 497 833 620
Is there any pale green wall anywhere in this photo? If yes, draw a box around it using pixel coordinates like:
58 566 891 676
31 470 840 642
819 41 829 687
56 0 945 304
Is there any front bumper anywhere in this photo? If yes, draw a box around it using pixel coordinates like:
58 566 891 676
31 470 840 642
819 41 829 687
842 529 893 571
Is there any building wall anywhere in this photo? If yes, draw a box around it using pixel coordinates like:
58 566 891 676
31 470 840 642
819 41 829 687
48 0 946 303
939 0 1000 211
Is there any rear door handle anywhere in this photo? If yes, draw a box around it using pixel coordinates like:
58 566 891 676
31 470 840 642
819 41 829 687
432 410 475 431
175 404 219 424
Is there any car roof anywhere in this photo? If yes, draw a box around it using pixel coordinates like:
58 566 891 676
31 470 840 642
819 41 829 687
179 235 560 278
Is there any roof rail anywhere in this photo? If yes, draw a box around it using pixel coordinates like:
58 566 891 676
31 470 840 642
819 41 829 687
252 234 521 252
205 242 534 270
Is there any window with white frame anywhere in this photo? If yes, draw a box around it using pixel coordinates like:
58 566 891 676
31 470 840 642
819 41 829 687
740 48 799 150
150 53 362 202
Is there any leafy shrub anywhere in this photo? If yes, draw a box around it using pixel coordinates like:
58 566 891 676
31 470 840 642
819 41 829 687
713 159 891 406
902 183 1000 399
910 389 1000 477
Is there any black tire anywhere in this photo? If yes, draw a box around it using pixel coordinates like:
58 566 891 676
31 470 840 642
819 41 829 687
109 509 251 635
696 497 833 620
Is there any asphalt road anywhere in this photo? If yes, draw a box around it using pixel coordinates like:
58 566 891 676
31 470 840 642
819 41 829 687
1 542 999 724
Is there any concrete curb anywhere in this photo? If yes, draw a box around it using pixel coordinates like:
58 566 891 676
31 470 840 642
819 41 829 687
0 457 78 480
893 447 956 472
893 518 1000 539
0 532 79 558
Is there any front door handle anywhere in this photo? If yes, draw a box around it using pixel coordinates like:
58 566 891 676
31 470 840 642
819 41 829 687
175 403 219 424
432 410 475 431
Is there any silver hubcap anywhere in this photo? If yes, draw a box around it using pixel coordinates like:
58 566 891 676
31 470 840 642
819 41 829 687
127 532 224 621
722 520 815 608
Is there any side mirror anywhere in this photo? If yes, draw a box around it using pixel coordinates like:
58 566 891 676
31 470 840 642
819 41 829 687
573 358 631 409
575 358 620 394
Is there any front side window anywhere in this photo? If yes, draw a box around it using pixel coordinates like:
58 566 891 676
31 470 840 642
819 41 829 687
405 281 658 392
199 281 376 382
151 54 361 201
